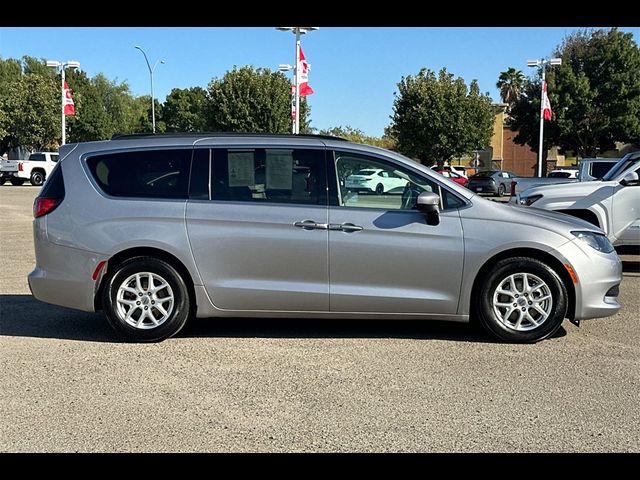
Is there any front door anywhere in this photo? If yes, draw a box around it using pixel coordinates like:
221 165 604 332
186 146 329 312
328 150 465 315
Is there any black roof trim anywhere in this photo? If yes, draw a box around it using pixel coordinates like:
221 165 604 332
110 132 347 142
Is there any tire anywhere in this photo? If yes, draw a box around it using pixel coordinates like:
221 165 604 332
476 256 567 343
497 184 506 197
30 171 45 186
102 256 191 342
10 178 25 186
375 183 384 195
0 178 5 186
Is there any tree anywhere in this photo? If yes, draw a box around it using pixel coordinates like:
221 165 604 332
163 87 209 132
130 96 166 133
207 66 310 133
509 28 640 159
496 67 525 107
318 125 395 150
389 68 494 166
0 74 59 152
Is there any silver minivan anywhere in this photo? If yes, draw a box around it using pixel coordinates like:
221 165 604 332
28 134 622 343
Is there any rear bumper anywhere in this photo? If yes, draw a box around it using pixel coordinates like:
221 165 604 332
28 234 106 312
468 184 498 194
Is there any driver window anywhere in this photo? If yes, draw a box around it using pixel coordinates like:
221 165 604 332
334 152 438 210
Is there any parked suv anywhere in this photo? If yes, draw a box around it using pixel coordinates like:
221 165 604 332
29 134 622 343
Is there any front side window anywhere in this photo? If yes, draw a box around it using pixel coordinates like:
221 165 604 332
333 151 463 211
86 149 192 199
210 148 326 206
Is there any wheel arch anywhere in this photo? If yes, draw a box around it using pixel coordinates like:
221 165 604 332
94 246 196 312
470 247 576 321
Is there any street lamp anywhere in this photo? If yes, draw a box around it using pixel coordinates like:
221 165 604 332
527 57 562 177
135 46 165 134
276 27 319 134
46 60 80 146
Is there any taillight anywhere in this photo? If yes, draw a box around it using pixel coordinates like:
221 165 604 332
18 162 23 172
33 198 61 218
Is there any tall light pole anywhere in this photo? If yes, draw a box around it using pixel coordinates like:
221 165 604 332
276 27 318 134
46 60 80 146
527 57 562 177
135 46 165 133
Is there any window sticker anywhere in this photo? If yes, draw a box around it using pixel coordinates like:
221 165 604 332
228 151 255 187
266 150 293 190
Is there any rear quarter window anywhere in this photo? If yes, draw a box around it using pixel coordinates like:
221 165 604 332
86 149 192 199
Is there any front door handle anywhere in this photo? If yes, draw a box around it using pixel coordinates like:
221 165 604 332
329 222 363 232
294 220 328 230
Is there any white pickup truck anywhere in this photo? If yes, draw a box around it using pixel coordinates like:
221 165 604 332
515 152 640 248
509 158 619 196
0 152 59 186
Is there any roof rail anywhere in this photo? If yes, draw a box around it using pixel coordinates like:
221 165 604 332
110 132 348 141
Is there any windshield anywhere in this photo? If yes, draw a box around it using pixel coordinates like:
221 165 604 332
601 153 640 181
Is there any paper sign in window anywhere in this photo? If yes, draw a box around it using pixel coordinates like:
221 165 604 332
266 150 293 190
228 151 255 187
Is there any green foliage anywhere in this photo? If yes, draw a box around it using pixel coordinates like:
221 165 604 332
496 67 525 106
163 87 209 132
317 125 396 150
207 66 310 133
390 68 494 166
0 74 59 152
509 28 640 158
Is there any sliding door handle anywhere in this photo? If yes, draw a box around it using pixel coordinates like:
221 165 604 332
329 222 363 232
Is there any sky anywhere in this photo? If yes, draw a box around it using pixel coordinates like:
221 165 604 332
1 27 638 137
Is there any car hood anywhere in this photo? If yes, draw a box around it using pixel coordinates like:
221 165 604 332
520 179 614 198
466 196 603 237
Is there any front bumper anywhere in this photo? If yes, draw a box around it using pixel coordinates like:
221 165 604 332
557 239 622 321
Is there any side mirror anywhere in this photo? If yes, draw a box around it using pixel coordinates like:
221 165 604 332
416 192 440 226
621 171 639 186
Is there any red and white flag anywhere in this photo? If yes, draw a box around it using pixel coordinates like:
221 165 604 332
298 47 314 97
64 81 75 116
542 81 552 121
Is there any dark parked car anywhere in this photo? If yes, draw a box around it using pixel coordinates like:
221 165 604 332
467 170 518 196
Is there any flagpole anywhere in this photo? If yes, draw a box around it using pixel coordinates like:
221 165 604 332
536 65 545 178
294 28 301 135
61 67 66 145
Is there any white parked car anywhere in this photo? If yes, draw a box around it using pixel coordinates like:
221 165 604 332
345 168 407 194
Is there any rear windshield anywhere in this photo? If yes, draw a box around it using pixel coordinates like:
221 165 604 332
472 171 496 178
86 149 192 199
354 170 377 176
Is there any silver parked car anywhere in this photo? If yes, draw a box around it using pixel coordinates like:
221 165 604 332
29 134 622 343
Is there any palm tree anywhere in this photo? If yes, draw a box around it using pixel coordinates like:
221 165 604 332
496 68 525 106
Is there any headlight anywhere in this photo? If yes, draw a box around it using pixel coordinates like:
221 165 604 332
571 231 615 253
519 194 542 206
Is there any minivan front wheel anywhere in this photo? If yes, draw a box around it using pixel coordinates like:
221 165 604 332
102 256 191 342
477 257 567 343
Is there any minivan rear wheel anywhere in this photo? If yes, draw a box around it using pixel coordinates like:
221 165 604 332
476 257 567 343
102 256 191 342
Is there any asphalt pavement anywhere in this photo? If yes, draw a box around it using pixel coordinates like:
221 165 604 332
1 185 639 452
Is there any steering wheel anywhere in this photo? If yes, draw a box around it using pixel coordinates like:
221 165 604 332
401 182 415 210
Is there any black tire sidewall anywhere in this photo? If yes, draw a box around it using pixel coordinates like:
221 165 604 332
102 257 190 342
478 257 567 343
376 183 384 195
31 172 44 186
498 184 505 196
